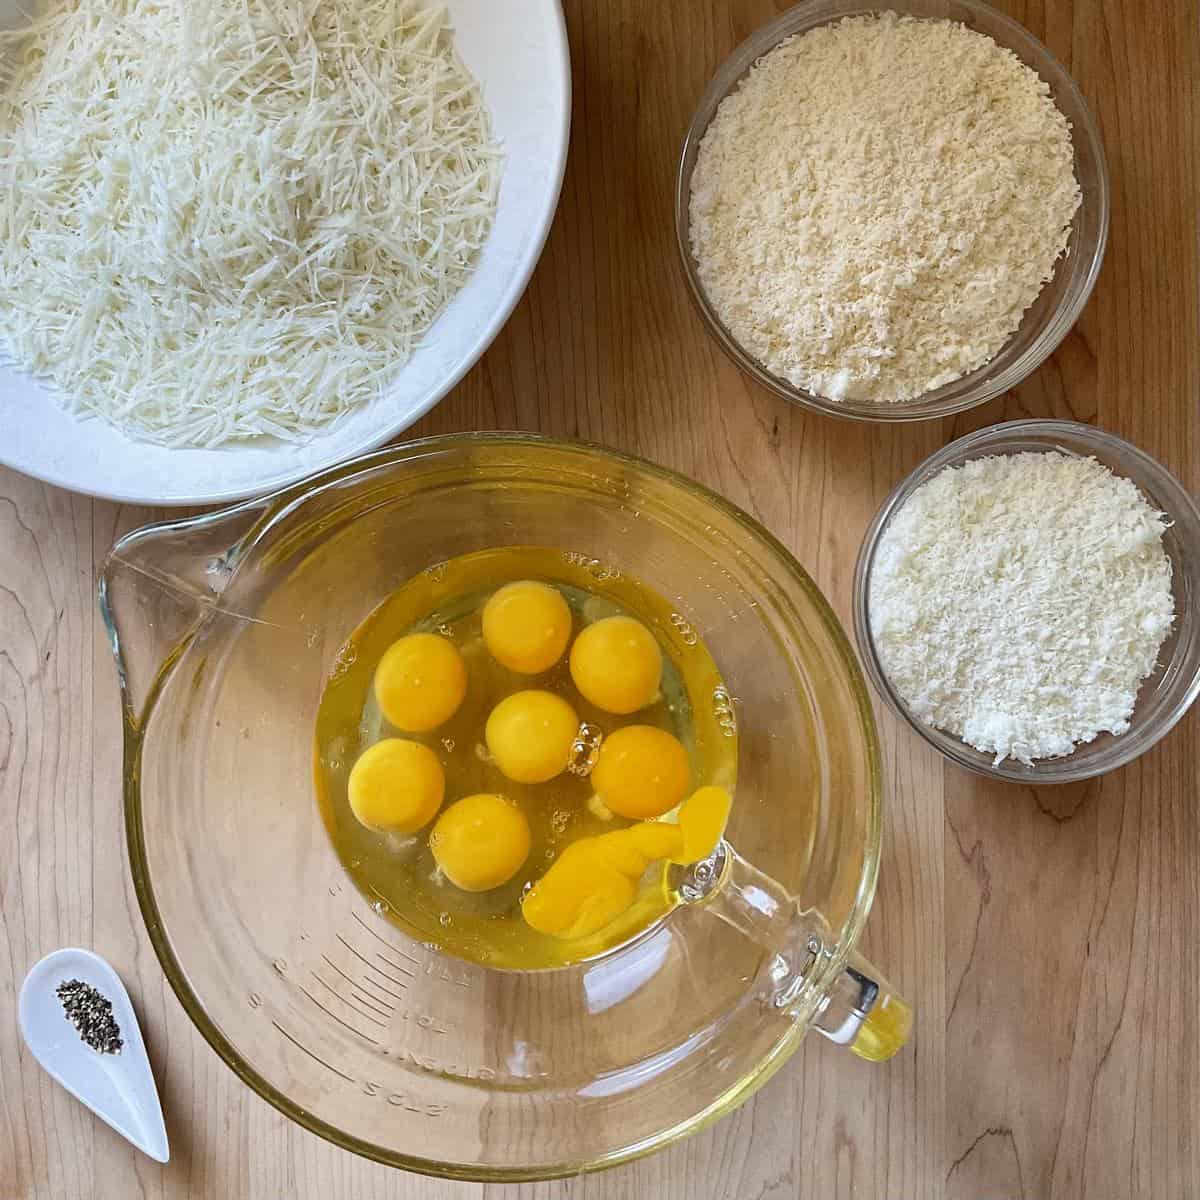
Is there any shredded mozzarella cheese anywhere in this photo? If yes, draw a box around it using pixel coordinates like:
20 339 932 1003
0 0 500 446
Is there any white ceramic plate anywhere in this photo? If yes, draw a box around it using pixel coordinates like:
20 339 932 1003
0 0 570 505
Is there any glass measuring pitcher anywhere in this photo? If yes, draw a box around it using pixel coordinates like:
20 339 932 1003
100 434 910 1180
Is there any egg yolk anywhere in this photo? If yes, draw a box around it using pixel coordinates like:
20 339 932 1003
628 820 685 861
591 724 690 819
675 785 732 864
569 615 662 714
522 834 639 938
485 690 579 784
522 793 734 941
374 632 467 733
523 822 684 939
430 793 531 892
346 738 445 834
482 581 572 674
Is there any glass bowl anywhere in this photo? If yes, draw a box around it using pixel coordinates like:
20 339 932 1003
674 0 1110 423
853 420 1200 783
99 434 909 1181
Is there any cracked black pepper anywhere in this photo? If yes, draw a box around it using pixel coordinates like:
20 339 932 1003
56 978 124 1054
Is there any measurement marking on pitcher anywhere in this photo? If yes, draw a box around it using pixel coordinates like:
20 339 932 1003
351 971 402 1008
296 982 382 1044
351 908 421 965
321 955 397 1012
334 934 409 991
424 960 471 988
374 950 416 979
332 949 407 1001
367 959 413 989
309 969 388 1027
271 1021 356 1083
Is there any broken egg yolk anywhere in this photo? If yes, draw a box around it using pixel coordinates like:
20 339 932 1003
591 724 690 819
374 632 467 732
522 787 732 939
522 831 661 938
430 792 531 892
569 615 662 714
482 580 573 674
346 738 445 834
485 689 579 784
674 785 732 864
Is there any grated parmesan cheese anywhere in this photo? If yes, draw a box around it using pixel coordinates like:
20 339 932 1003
869 452 1175 765
0 0 500 446
688 13 1082 404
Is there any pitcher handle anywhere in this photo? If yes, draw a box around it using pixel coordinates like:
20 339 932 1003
676 841 912 1062
810 949 913 1061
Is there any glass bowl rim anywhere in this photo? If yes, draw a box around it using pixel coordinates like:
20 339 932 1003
851 418 1200 783
674 0 1111 424
102 430 885 1181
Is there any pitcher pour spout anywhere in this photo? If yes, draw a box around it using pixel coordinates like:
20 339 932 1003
98 500 271 730
675 841 912 1062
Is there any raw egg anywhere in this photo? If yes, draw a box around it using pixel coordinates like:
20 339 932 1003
482 580 572 674
485 690 579 784
374 632 466 732
522 836 638 938
315 546 740 969
430 793 531 892
628 821 685 861
592 724 689 819
523 822 684 939
675 785 732 864
569 615 662 714
346 738 445 833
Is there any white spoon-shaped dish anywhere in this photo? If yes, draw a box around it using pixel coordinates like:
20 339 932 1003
19 948 169 1163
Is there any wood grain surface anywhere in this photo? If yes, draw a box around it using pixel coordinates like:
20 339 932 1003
2 0 1197 1196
